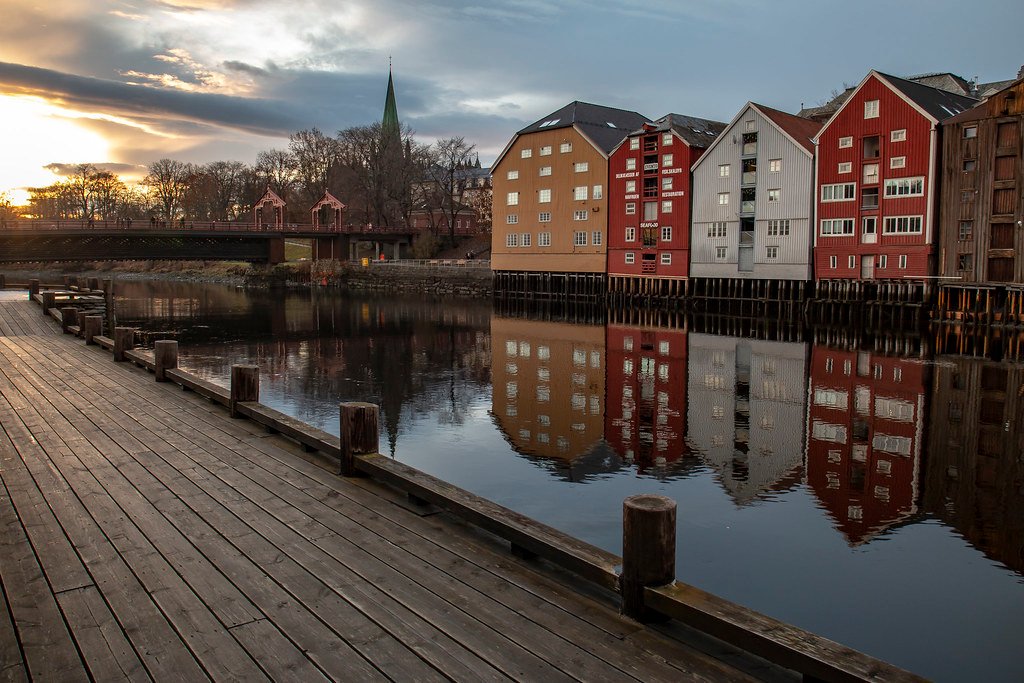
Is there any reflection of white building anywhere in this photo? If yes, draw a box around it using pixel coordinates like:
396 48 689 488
687 333 808 504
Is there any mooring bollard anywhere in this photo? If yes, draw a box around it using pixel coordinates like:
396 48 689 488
621 494 677 621
87 277 100 290
154 340 178 381
230 364 259 418
83 315 102 345
340 402 379 476
60 307 77 334
113 327 135 362
75 310 90 337
28 279 39 297
41 291 56 315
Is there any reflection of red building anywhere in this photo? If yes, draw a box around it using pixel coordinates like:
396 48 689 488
604 324 688 470
806 347 929 543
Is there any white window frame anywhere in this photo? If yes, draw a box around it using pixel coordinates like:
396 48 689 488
625 180 636 193
539 166 552 176
625 202 636 215
625 227 636 242
591 231 602 246
766 245 779 259
630 138 640 150
864 99 880 118
507 192 519 206
506 214 518 224
879 254 888 268
538 189 551 203
838 162 852 174
768 189 781 202
829 255 837 268
539 212 551 222
708 222 727 238
520 148 532 158
538 232 551 247
884 177 924 198
719 164 730 177
573 210 588 221
891 129 906 142
715 246 727 260
520 233 531 247
592 185 603 199
768 219 790 236
573 186 588 201
663 153 673 167
539 145 552 156
821 183 856 202
661 252 672 265
661 226 672 241
899 254 908 269
769 159 782 173
574 161 589 173
625 158 637 170
625 252 635 264
718 192 730 205
890 156 906 169
849 255 856 269
560 142 572 153
506 233 518 247
661 200 672 213
574 231 587 246
882 216 923 235
662 176 673 190
506 170 519 180
662 132 673 146
839 136 853 149
820 218 855 236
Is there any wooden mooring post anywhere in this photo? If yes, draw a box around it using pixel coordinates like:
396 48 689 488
88 277 100 290
340 402 379 476
104 279 115 334
113 327 135 362
41 291 55 315
0 274 5 289
154 340 178 382
28 279 39 297
230 364 260 418
60 307 77 334
621 494 676 621
83 316 102 345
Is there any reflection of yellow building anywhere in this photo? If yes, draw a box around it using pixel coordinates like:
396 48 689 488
491 316 605 462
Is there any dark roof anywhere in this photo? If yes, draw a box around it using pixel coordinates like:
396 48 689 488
754 103 822 153
904 72 973 96
642 113 728 148
517 101 649 154
453 166 491 181
977 78 1017 97
879 72 979 121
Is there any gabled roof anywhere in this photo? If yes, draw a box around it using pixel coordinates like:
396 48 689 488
944 76 1024 125
756 104 822 154
903 72 973 97
879 72 978 121
977 78 1017 98
647 113 727 148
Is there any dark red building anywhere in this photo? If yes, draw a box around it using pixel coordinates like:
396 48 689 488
814 71 976 283
805 345 930 544
607 114 725 296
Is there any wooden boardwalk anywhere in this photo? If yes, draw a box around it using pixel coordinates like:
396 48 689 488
0 292 764 682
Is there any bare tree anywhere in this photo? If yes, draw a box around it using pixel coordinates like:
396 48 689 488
289 128 340 206
144 158 193 222
425 137 476 244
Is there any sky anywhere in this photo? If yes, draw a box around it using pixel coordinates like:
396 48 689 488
0 0 1021 204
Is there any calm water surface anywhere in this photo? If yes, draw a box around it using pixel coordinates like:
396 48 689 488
115 280 1024 682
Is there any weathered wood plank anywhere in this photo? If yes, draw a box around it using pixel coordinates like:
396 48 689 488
55 586 151 682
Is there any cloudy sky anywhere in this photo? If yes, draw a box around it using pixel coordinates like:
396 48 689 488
0 0 1020 202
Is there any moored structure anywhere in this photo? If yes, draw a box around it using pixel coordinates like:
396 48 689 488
690 102 821 313
491 102 649 301
607 114 726 304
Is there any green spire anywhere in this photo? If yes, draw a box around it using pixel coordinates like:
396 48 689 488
382 66 399 134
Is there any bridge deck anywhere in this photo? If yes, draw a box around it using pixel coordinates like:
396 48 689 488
0 292 760 682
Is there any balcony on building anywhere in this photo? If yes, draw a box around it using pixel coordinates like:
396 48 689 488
863 163 879 185
863 135 880 160
741 132 757 157
643 154 659 173
643 178 658 198
861 188 879 210
741 158 757 186
740 188 756 216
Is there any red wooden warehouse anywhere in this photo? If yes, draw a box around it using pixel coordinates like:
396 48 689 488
813 71 976 290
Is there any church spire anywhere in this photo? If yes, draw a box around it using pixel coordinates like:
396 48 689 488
382 63 400 135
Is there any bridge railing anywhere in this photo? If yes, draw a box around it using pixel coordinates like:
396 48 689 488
362 258 492 269
0 219 455 235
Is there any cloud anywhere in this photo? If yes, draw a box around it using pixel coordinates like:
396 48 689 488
44 162 149 177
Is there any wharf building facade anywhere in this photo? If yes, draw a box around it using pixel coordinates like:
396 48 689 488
813 72 977 302
689 103 822 306
935 77 1024 322
491 102 649 301
606 114 726 302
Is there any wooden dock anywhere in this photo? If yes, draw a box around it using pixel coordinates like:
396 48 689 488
0 291 770 682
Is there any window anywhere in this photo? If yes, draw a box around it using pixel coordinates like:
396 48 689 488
958 220 972 240
715 246 727 259
539 189 551 203
573 186 588 201
663 153 673 167
538 232 551 246
864 99 879 118
521 233 531 247
574 231 587 246
899 254 908 269
963 126 977 139
745 120 755 131
822 183 856 201
718 192 730 205
661 253 672 265
839 136 853 148
838 162 852 174
560 142 572 153
539 212 551 222
963 159 976 171
829 255 837 268
539 145 552 156
506 170 519 180
574 162 589 172
625 226 636 242
848 255 856 269
626 158 636 170
957 253 973 271
661 226 672 241
625 180 636 193
719 164 731 177
891 129 906 142
768 189 781 202
769 159 781 172
625 202 636 215
879 254 888 268
507 192 519 206
630 138 640 150
708 222 727 238
662 200 673 213
863 163 879 184
662 176 673 190
592 185 603 199
506 233 518 247
592 231 602 245
767 219 790 236
890 156 906 169
625 252 635 264
644 202 658 220
821 218 855 235
573 210 588 221
520 148 532 158
884 177 924 197
766 245 779 259
506 214 518 224
662 133 673 145
883 216 923 234
539 166 552 176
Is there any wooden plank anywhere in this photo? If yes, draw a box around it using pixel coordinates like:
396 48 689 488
163 368 229 406
55 586 151 682
235 402 339 455
228 620 331 682
124 349 155 371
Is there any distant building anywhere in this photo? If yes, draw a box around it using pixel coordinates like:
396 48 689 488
408 204 479 234
938 77 1024 286
491 102 649 293
813 71 976 284
690 102 821 285
607 114 726 295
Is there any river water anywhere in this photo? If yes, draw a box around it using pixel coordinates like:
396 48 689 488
114 279 1023 682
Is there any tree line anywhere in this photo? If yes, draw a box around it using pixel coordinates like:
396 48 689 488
20 124 490 244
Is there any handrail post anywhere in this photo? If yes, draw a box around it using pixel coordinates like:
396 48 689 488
230 364 259 418
339 402 379 476
621 494 676 621
83 315 102 345
28 279 39 297
113 327 135 362
41 291 55 315
75 310 89 337
60 307 77 334
154 340 178 381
